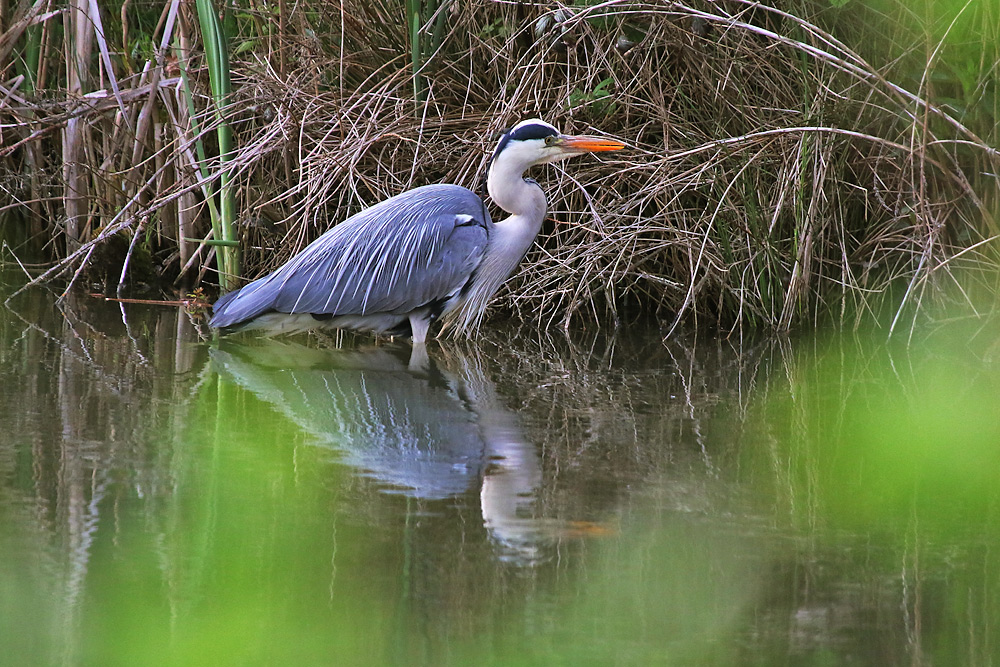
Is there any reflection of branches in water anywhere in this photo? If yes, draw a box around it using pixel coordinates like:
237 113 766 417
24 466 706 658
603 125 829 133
0 288 208 664
468 326 788 502
12 289 992 660
5 290 176 396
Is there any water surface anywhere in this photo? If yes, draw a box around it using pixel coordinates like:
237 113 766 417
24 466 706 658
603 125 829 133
2 280 998 665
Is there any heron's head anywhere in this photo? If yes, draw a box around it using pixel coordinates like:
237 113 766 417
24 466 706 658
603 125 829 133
488 119 624 176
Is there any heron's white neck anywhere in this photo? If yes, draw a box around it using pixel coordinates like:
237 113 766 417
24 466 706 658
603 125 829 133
486 159 548 260
445 161 547 332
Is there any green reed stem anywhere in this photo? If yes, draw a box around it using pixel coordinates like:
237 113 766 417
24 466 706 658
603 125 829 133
195 0 239 290
22 24 42 93
406 0 424 107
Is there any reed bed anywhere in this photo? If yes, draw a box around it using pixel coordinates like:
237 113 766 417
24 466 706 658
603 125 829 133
1 0 998 335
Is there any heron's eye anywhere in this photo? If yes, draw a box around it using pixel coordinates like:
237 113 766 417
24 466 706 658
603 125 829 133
544 135 556 146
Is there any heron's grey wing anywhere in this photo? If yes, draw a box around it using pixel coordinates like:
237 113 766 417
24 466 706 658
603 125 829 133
211 185 489 328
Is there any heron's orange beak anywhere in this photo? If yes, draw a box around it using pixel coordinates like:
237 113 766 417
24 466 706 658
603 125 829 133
559 135 626 152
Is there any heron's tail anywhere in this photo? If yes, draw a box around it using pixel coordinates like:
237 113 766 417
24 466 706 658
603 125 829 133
210 280 276 329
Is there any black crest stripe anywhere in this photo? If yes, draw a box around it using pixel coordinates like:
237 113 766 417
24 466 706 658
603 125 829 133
509 123 558 142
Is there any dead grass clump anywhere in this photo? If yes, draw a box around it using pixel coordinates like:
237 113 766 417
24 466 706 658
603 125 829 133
2 0 998 334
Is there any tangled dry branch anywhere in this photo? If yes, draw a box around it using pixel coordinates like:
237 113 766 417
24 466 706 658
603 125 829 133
2 0 998 334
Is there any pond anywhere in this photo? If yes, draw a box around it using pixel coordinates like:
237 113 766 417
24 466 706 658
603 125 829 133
1 274 998 665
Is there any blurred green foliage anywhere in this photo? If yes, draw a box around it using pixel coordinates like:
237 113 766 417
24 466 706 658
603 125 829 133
738 321 1000 664
749 323 1000 532
854 0 999 145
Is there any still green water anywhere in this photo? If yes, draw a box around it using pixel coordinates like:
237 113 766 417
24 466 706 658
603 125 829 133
1 282 999 665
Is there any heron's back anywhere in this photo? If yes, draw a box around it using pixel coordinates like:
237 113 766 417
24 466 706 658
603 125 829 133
210 184 491 332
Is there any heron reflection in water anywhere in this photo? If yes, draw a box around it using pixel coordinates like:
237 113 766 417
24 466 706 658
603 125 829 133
210 339 550 562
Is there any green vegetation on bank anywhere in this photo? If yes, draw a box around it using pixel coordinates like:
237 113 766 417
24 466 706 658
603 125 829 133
1 0 997 333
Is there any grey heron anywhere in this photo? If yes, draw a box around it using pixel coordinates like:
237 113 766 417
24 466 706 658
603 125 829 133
209 119 624 342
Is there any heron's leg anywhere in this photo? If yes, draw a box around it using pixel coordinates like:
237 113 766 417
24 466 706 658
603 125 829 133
407 311 431 372
409 311 431 345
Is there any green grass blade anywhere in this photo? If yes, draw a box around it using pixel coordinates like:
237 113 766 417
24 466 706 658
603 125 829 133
406 0 423 107
195 0 239 290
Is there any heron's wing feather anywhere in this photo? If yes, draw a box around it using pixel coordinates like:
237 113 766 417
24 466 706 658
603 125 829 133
210 185 489 328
